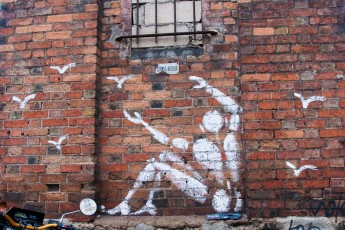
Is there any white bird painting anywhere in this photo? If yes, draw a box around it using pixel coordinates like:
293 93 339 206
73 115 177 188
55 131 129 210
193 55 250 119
12 94 36 109
286 161 318 177
294 93 326 109
107 75 134 89
335 74 345 80
49 63 76 75
48 135 68 151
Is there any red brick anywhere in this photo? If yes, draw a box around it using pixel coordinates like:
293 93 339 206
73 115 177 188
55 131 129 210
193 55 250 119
244 111 273 120
46 31 71 40
21 165 45 173
243 92 271 101
244 131 274 140
319 110 345 118
260 121 282 130
47 14 72 22
246 151 275 160
301 180 329 189
247 169 276 181
4 120 28 128
253 27 275 36
242 74 270 82
69 118 95 126
320 129 345 138
2 156 26 164
72 12 97 21
60 165 81 173
4 138 26 146
274 111 303 119
42 119 68 127
242 55 269 64
297 139 324 149
258 101 278 110
23 111 48 119
275 130 304 139
272 73 299 81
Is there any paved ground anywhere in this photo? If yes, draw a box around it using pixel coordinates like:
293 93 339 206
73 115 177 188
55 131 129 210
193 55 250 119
71 216 345 230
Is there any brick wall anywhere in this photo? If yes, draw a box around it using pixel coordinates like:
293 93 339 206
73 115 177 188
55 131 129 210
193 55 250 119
0 0 344 220
0 0 98 219
240 0 345 218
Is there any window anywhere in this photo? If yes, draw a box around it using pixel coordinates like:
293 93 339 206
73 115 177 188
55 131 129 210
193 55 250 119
116 0 216 48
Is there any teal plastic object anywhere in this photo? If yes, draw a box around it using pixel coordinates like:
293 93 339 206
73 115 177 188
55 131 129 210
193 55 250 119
206 212 242 220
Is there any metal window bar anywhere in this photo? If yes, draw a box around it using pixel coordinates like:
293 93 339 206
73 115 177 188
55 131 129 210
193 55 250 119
193 0 196 41
174 0 177 42
117 0 217 42
155 0 158 43
136 0 139 44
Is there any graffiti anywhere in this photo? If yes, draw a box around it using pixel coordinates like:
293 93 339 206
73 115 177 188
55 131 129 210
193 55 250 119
107 75 134 89
48 135 68 152
286 162 317 177
105 76 242 215
49 62 76 75
289 220 321 230
294 93 326 109
12 94 36 109
310 193 345 220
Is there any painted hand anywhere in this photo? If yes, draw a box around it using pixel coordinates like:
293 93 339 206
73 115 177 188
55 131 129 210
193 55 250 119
189 76 208 89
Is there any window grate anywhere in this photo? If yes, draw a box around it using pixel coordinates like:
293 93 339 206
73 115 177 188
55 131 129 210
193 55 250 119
116 0 217 43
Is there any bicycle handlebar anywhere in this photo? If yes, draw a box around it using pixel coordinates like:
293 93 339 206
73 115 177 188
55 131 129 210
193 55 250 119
1 212 76 230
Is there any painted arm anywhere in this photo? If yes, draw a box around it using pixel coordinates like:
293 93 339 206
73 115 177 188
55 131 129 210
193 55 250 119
123 110 169 144
123 110 191 150
189 76 239 114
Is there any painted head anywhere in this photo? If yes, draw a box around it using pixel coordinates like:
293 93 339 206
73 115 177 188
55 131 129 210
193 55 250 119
201 110 224 134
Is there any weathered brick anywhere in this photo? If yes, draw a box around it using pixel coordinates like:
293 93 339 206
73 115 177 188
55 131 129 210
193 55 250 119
46 31 71 40
275 130 304 139
47 14 73 23
253 27 275 36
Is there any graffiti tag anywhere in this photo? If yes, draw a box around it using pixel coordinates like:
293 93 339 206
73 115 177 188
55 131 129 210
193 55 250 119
289 220 321 230
310 193 345 221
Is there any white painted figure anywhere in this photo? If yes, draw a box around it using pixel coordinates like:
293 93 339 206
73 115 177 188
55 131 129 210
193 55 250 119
50 62 76 75
106 76 242 216
286 161 318 177
12 94 36 109
107 75 134 89
294 93 326 109
48 135 68 151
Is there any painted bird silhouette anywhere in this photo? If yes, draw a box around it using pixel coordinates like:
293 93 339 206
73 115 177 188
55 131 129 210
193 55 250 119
48 135 68 151
335 74 345 80
50 63 76 74
12 94 36 109
294 93 326 109
107 75 134 89
286 161 317 177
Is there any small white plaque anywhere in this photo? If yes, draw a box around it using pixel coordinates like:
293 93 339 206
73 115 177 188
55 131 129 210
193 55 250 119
155 63 179 75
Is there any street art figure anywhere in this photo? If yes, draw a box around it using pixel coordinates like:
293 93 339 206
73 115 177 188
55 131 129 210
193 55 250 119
106 76 242 215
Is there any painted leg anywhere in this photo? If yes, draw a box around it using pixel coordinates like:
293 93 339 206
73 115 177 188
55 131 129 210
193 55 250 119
159 151 203 181
234 189 242 212
152 161 208 203
131 189 158 215
106 163 156 215
212 189 231 213
223 133 240 182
